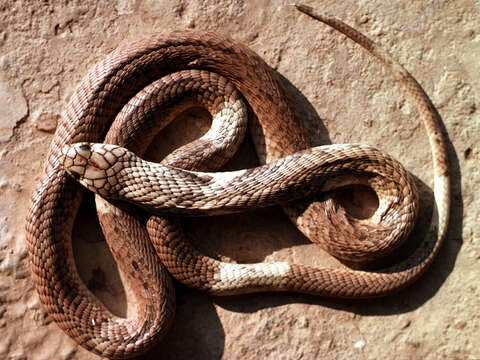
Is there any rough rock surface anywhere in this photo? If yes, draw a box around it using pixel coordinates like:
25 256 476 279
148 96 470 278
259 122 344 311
0 1 479 359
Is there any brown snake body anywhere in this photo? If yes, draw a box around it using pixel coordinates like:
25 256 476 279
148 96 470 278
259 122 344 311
25 4 450 359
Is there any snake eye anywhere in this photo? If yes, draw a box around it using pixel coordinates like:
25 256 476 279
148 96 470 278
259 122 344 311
79 144 91 151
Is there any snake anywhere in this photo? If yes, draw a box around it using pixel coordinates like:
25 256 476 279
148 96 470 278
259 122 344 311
25 4 450 359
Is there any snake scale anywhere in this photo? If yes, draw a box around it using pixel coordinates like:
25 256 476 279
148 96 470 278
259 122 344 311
25 4 450 359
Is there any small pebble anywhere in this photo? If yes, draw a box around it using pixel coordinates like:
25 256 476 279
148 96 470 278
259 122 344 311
354 340 365 349
34 112 59 133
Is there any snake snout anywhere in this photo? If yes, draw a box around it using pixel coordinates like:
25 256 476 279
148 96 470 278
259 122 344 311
61 142 126 198
61 143 90 179
62 142 113 182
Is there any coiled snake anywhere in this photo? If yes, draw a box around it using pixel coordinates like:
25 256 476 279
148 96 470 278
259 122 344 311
25 4 450 359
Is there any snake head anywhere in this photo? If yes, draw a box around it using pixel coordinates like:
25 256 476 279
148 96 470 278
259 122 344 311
61 142 128 198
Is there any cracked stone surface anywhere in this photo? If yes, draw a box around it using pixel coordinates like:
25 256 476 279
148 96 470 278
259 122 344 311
0 72 28 143
0 1 479 359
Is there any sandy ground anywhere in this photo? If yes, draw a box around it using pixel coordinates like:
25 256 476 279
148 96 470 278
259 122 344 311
0 0 479 359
